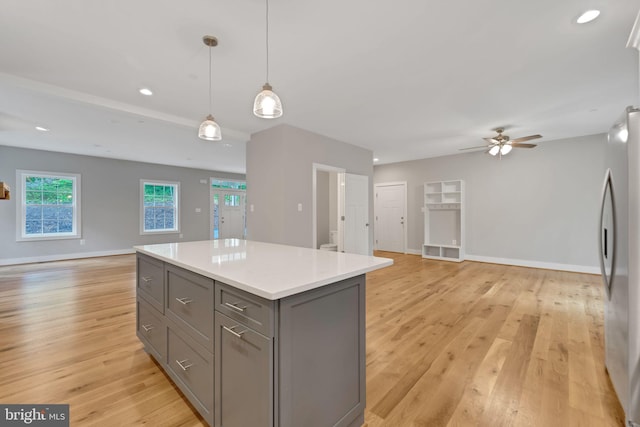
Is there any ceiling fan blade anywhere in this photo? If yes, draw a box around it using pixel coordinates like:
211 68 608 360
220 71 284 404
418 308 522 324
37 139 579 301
510 134 541 143
511 143 537 148
483 137 498 143
459 145 490 151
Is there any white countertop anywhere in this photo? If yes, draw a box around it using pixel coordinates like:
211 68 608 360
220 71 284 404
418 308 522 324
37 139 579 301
134 239 393 300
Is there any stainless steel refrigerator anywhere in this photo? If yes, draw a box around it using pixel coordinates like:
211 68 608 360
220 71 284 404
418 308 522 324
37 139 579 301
599 106 640 426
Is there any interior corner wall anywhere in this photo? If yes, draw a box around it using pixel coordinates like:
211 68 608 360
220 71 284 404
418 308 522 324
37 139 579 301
246 124 373 250
0 145 244 265
373 134 607 270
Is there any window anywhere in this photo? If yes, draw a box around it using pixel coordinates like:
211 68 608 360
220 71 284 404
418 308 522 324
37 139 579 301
211 179 246 190
141 180 179 234
224 194 240 207
17 170 81 241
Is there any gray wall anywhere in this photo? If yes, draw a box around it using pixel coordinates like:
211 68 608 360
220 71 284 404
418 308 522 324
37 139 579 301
0 145 244 264
374 134 607 270
246 124 373 250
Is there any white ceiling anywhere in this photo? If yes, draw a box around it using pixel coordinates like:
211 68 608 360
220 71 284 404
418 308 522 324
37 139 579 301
0 0 639 173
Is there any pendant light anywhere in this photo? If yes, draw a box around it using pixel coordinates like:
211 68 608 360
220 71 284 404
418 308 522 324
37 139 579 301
253 0 283 119
198 35 222 141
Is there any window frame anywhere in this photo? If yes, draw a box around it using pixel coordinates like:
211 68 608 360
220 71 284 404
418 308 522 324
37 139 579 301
140 179 180 235
16 170 82 242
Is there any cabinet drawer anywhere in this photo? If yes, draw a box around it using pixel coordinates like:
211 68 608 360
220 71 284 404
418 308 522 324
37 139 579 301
137 254 164 313
215 282 275 337
166 264 214 351
166 326 214 420
215 312 273 427
136 298 166 363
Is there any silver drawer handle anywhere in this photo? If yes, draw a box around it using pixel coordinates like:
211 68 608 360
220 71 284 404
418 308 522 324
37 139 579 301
223 325 246 339
176 359 193 371
224 302 247 312
142 276 152 282
141 324 154 332
176 297 193 305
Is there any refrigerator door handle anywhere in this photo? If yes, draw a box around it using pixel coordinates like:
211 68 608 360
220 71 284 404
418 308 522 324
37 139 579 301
598 169 616 300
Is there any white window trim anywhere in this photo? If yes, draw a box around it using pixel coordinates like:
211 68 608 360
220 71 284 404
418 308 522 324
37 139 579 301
16 169 82 242
140 179 180 235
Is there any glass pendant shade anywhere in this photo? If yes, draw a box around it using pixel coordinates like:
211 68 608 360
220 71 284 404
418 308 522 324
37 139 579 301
489 145 500 156
500 144 513 155
198 115 222 141
253 83 283 118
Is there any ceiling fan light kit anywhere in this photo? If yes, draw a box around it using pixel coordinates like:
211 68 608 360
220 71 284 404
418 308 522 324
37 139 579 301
460 127 542 159
199 35 222 141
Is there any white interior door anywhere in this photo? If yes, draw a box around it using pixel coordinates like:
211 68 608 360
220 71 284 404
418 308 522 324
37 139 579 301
213 191 246 239
339 173 369 255
375 183 406 253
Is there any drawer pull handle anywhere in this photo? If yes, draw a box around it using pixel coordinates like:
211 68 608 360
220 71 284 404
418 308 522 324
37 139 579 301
176 359 193 371
142 276 152 282
176 297 193 305
224 302 247 312
223 325 246 339
141 324 154 332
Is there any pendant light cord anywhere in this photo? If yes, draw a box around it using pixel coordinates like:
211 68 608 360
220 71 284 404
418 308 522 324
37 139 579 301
265 0 270 84
208 43 212 114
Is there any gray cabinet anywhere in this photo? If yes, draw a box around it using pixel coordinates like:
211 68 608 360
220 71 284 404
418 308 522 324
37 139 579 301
166 264 215 351
136 254 366 427
214 312 273 427
279 276 365 427
215 282 275 337
137 253 164 312
136 298 166 363
166 325 214 420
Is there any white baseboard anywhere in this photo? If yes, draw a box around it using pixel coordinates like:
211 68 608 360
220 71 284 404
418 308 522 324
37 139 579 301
464 254 600 274
406 248 422 255
0 248 136 266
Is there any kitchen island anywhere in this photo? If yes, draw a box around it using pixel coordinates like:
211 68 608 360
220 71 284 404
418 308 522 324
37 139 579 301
134 239 392 427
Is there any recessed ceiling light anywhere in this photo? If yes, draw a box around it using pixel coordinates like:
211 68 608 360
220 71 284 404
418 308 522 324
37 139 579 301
373 158 380 162
577 10 600 24
35 126 49 132
139 88 153 96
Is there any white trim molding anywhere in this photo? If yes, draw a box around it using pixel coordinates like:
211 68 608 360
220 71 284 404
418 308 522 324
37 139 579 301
0 248 135 266
627 11 640 50
465 254 600 274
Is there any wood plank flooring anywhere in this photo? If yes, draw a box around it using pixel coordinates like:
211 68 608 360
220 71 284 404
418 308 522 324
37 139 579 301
0 252 625 426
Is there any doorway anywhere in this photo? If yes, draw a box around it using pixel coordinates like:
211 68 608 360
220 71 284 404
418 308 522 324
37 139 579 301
312 164 344 250
210 179 246 239
312 164 371 255
374 182 407 253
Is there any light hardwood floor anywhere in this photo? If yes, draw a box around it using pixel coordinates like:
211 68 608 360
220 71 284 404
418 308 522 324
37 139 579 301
0 252 625 426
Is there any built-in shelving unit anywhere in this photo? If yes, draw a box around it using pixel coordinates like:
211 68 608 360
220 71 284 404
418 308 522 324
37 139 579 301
423 180 465 262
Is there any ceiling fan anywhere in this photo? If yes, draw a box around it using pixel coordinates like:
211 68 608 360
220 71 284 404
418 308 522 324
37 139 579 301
460 128 542 158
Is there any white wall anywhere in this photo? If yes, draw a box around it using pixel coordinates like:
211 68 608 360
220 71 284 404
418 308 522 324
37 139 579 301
246 124 374 250
374 134 607 272
316 170 330 247
0 145 244 265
